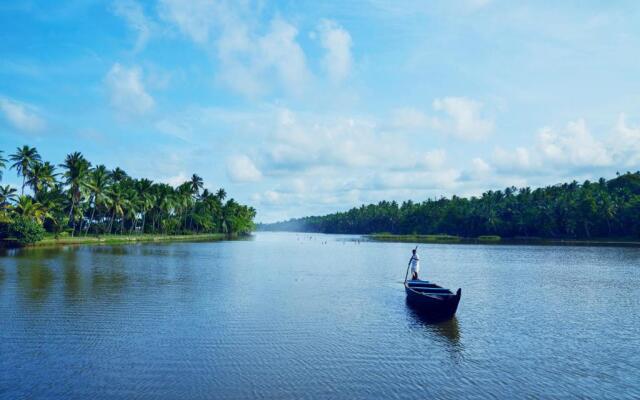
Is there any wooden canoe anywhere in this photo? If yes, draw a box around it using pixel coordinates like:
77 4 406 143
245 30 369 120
404 279 461 321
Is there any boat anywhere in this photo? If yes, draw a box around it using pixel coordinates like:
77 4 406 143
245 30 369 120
404 279 461 321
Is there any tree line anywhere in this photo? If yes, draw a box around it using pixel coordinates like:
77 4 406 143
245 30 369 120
0 146 256 245
259 172 640 239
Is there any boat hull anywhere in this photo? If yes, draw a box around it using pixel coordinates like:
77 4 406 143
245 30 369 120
405 282 461 321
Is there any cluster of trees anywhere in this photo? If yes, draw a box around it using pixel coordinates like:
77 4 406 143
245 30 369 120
260 173 640 239
0 146 256 245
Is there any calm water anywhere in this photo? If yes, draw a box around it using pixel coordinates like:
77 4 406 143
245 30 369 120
1 233 639 399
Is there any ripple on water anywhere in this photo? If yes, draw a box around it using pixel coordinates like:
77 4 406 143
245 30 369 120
1 234 640 399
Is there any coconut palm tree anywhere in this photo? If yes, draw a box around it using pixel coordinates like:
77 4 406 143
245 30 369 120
13 195 46 222
9 145 41 194
83 165 111 235
0 150 7 181
60 152 91 235
187 174 203 229
105 184 129 234
26 161 58 196
135 178 154 234
190 174 203 196
110 167 128 184
216 188 227 201
0 185 17 209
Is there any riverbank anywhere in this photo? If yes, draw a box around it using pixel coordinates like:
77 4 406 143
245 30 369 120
367 233 640 247
1 233 234 249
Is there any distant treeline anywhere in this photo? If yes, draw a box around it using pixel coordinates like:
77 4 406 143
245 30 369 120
1 146 256 245
259 172 640 239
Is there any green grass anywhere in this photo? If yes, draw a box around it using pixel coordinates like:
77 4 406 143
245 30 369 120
31 233 229 247
477 235 502 242
370 233 461 243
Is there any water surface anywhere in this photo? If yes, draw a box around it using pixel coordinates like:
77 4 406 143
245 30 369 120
1 233 639 399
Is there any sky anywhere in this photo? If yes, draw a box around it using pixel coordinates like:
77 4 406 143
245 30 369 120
1 1 640 222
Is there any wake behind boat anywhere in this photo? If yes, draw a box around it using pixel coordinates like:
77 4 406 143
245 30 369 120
404 280 462 321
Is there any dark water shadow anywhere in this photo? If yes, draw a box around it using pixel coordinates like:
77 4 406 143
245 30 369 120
17 262 54 302
406 300 463 357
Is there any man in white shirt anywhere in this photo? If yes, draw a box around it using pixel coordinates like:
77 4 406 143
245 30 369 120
409 248 420 280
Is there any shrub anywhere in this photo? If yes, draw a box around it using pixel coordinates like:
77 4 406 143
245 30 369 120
10 216 45 246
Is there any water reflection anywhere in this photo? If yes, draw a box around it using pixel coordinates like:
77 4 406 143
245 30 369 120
17 262 54 301
406 301 462 352
91 269 128 294
64 262 82 299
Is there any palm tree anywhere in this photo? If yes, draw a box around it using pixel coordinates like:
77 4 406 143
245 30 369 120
26 161 58 196
187 174 203 229
135 178 154 234
60 152 91 235
9 145 41 194
0 185 17 210
0 150 7 181
13 195 46 222
190 174 204 196
105 184 129 234
110 167 128 184
216 188 227 201
83 165 111 235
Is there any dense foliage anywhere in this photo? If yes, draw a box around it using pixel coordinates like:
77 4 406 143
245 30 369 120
260 173 640 239
0 146 256 244
9 215 45 245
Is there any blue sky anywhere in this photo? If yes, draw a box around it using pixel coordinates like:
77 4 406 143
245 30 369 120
1 1 640 222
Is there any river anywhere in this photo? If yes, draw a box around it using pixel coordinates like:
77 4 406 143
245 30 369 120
1 232 639 399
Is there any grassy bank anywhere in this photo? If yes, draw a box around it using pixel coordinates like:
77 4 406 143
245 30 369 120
1 233 233 249
367 233 640 247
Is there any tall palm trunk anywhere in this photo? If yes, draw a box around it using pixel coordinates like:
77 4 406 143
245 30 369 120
85 205 96 236
108 209 115 234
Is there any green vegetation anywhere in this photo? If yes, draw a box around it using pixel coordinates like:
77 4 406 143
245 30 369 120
260 172 640 240
478 235 502 242
33 233 227 247
0 146 256 247
10 215 46 245
371 233 461 243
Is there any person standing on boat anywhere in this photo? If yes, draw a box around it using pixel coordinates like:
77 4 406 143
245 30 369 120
409 249 420 280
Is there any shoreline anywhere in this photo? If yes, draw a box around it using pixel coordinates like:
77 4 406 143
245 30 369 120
1 233 240 250
366 233 640 247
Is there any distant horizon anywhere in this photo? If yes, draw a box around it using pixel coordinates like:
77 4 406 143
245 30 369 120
2 1 640 223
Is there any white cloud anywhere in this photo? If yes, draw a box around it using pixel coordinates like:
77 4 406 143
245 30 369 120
158 1 311 98
612 113 640 167
158 0 216 44
268 108 405 170
0 97 45 132
390 107 440 131
317 19 353 83
471 157 491 175
226 155 263 182
491 116 640 177
105 63 154 117
164 172 189 187
432 97 494 140
538 119 611 167
493 146 536 172
264 190 281 204
113 0 153 52
419 149 447 170
370 169 461 191
390 98 493 139
258 18 310 95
